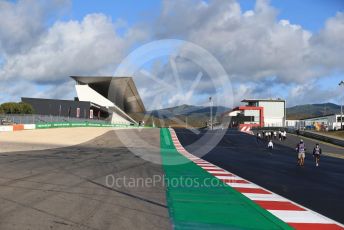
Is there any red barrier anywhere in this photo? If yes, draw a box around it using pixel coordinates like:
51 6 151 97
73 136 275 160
12 124 24 131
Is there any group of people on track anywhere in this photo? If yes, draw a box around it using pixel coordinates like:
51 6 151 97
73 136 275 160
296 139 322 167
258 130 287 141
257 130 323 167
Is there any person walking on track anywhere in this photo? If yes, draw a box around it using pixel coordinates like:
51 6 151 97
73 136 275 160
296 139 306 166
282 130 287 141
257 132 261 143
268 140 273 151
313 143 322 167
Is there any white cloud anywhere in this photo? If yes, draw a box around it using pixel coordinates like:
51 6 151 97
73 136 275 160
154 0 316 84
0 0 343 108
0 13 146 84
288 82 342 106
142 0 344 107
0 80 36 102
0 0 70 54
0 0 147 102
33 81 76 100
310 12 344 71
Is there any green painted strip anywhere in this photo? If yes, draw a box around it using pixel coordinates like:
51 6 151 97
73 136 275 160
160 128 293 230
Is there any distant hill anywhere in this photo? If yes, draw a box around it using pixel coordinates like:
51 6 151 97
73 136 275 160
141 103 341 125
286 103 341 120
148 104 230 119
127 105 230 128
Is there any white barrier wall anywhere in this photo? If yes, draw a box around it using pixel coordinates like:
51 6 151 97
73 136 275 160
0 126 14 132
24 124 36 130
0 124 36 132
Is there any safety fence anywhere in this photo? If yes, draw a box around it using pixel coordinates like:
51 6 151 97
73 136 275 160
0 121 146 132
0 114 110 125
35 121 138 129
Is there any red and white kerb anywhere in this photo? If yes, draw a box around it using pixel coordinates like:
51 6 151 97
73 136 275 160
169 128 344 230
240 125 254 135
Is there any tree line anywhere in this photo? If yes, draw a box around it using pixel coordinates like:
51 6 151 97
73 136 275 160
0 102 34 114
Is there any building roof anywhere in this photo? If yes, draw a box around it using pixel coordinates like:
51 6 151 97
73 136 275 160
242 99 286 102
71 76 130 84
70 76 146 113
300 114 337 120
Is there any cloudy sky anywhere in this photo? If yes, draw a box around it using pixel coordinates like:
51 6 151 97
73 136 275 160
0 0 343 109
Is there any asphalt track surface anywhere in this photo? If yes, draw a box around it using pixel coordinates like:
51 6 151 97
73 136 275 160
174 128 344 224
0 129 171 230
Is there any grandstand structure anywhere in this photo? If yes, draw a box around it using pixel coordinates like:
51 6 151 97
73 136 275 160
72 76 145 124
21 76 145 124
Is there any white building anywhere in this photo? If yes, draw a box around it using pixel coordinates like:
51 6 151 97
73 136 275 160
297 114 344 131
225 99 286 128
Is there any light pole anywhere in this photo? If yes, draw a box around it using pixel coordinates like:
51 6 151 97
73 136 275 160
339 81 344 130
209 96 213 130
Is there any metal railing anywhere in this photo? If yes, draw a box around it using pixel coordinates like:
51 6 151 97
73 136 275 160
0 114 111 125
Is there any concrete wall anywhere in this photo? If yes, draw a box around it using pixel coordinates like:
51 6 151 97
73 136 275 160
286 120 298 127
265 118 284 127
75 85 134 124
258 101 285 127
76 85 114 107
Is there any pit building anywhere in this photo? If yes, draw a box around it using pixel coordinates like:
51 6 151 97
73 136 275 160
224 99 286 128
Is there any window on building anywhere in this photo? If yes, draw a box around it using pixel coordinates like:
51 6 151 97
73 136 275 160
247 102 258 107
